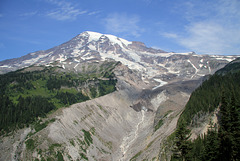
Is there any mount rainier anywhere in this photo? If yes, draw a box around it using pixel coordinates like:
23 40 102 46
0 31 239 161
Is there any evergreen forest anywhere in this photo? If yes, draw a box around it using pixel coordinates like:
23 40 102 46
0 62 118 134
172 58 240 161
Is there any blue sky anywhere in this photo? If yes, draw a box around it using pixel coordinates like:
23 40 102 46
0 0 240 61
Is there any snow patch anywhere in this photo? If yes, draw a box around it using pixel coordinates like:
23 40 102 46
127 51 141 62
56 54 67 62
74 63 79 70
152 78 168 90
23 53 49 64
88 44 97 51
210 55 237 62
215 57 234 62
74 59 80 63
86 31 102 42
187 60 198 79
100 51 145 72
105 34 131 48
0 65 11 68
85 31 131 49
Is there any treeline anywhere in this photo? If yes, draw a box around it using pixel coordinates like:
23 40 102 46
172 93 240 161
0 64 117 134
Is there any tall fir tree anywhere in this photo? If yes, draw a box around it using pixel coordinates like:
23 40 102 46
202 126 219 161
229 93 240 160
172 120 192 161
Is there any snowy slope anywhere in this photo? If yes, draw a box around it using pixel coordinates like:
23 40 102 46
0 31 239 86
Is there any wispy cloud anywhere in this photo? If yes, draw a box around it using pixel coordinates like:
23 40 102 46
45 0 87 21
88 11 102 16
0 14 3 18
180 22 231 54
20 11 38 17
104 13 144 37
161 32 178 39
165 0 240 55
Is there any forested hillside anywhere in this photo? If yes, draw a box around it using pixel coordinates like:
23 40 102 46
178 58 240 127
0 61 118 134
171 58 240 161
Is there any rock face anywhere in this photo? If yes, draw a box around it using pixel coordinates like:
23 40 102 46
0 31 239 160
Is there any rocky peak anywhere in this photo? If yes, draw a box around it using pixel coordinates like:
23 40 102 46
128 41 166 53
0 31 238 84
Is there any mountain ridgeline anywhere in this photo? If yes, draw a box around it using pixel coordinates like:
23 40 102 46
0 61 118 134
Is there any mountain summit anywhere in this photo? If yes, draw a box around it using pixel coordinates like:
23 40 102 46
0 31 237 82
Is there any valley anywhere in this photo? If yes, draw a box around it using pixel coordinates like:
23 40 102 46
0 31 239 161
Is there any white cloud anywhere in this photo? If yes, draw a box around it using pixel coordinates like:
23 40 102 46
180 22 231 54
161 32 178 39
88 11 101 16
104 13 144 37
45 0 87 21
20 11 38 17
167 0 240 55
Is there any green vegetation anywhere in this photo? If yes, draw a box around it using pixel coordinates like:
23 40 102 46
70 139 75 146
90 86 97 98
171 121 192 161
26 138 36 151
0 61 119 134
80 153 88 160
34 118 55 133
154 110 172 132
154 119 163 132
178 61 240 127
57 152 64 161
97 104 108 114
172 93 240 161
49 143 62 151
172 59 240 161
130 151 143 161
82 129 93 146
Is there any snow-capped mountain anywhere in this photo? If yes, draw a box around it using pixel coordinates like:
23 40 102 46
1 31 240 161
0 31 238 85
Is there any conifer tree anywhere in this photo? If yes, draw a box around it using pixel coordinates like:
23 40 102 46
172 120 192 161
229 93 240 160
202 127 219 161
218 92 233 161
